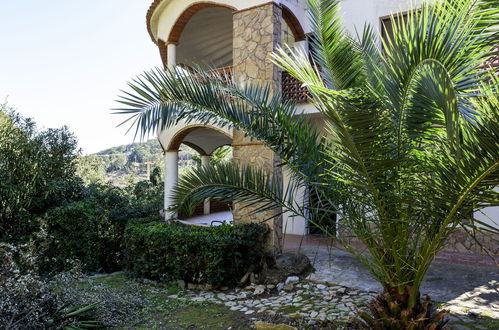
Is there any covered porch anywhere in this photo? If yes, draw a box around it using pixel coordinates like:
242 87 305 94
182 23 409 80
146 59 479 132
158 122 233 220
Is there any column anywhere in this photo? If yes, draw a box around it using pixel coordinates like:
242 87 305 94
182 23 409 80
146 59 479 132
282 166 307 235
164 151 179 221
201 155 211 215
232 3 283 254
167 43 176 70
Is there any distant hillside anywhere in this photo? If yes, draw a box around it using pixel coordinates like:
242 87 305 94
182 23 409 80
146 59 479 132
77 139 196 185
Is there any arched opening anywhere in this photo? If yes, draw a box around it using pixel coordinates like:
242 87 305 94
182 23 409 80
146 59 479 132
169 4 235 70
167 125 232 155
282 5 306 44
160 124 233 222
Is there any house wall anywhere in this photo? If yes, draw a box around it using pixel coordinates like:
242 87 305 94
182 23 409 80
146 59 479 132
150 0 498 254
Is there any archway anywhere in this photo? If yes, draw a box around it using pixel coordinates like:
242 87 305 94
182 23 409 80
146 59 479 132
158 123 233 220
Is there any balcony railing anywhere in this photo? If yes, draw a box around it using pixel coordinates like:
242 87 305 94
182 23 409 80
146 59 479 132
282 71 310 103
204 67 311 104
481 46 499 71
206 66 233 84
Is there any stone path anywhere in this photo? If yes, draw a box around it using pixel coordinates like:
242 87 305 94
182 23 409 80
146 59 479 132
171 280 376 323
167 246 498 327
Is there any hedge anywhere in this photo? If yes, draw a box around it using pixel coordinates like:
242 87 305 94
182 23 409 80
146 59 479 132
123 222 269 287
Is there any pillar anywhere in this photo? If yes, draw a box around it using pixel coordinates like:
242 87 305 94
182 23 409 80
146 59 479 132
232 3 283 254
201 155 211 215
282 166 307 235
164 151 179 220
167 43 176 70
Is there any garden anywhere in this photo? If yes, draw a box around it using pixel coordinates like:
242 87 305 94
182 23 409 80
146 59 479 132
1 0 498 329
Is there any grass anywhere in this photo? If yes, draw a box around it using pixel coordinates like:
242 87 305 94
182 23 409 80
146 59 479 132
73 272 252 329
64 272 497 329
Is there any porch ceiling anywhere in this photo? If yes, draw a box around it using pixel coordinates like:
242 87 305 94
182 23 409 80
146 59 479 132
176 8 233 69
181 127 232 155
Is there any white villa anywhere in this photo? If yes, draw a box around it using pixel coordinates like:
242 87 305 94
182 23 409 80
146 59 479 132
145 0 498 254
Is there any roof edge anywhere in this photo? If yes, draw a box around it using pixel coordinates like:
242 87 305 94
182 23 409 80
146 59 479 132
146 0 166 44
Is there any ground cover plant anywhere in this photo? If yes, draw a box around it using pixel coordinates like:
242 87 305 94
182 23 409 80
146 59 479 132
117 0 499 328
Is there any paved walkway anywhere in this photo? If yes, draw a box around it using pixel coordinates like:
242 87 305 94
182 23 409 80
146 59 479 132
283 235 499 318
177 211 233 226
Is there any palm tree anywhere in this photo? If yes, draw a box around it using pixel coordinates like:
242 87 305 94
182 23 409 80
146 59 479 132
116 0 499 327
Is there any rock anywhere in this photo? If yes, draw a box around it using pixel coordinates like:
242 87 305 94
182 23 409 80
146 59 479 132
283 283 294 292
202 284 213 291
240 271 251 285
177 279 186 289
285 276 300 284
277 282 285 291
317 284 326 290
275 253 313 275
254 321 297 330
261 253 313 284
250 272 257 283
254 285 266 295
310 311 319 318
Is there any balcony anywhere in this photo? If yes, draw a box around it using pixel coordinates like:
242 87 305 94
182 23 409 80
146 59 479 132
204 67 310 104
282 71 310 103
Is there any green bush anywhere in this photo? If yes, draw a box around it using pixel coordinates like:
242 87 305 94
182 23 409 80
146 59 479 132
39 183 162 274
43 200 106 272
123 222 269 287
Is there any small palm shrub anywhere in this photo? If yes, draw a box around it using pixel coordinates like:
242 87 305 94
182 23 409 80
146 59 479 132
123 222 269 287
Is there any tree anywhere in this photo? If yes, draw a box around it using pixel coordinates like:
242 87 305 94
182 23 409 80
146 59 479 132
0 106 41 239
0 105 83 241
116 0 498 327
76 154 107 184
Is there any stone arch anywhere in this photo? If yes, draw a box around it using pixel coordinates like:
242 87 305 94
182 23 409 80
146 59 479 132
165 124 233 155
281 4 306 42
147 1 237 44
167 2 237 45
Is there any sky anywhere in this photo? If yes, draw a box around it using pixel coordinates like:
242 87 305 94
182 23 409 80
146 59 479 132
0 1 162 154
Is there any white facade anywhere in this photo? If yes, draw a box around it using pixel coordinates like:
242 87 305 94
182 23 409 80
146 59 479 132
147 0 498 233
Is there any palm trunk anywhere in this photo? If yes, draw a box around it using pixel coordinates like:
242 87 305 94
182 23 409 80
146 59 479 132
357 285 449 329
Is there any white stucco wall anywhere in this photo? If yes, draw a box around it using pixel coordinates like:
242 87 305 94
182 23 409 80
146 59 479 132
151 0 422 44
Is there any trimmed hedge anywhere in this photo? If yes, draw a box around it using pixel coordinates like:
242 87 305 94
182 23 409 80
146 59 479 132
123 222 269 287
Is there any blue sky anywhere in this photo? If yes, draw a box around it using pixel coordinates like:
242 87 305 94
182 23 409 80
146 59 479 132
0 1 161 154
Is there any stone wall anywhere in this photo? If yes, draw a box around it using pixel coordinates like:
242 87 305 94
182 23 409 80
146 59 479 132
337 225 499 257
232 3 283 254
443 229 499 256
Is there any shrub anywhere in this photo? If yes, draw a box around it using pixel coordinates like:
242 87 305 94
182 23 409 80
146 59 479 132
0 242 97 329
38 183 162 274
123 222 269 287
43 200 106 272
